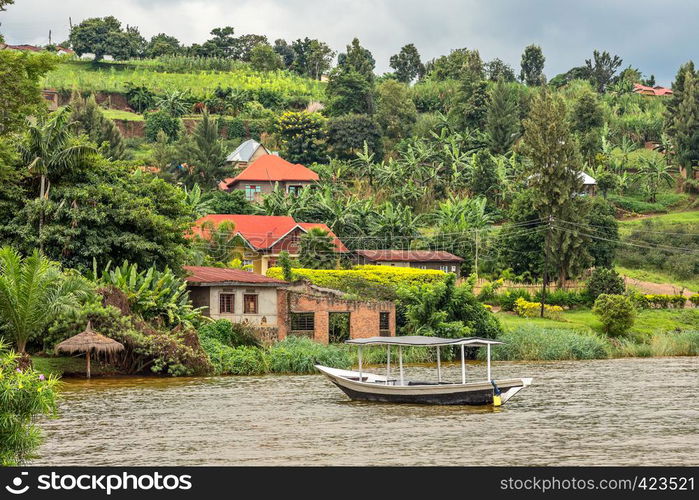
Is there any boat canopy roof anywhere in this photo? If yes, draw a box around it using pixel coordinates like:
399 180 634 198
345 336 503 347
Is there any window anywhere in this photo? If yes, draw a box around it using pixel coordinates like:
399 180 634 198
243 259 254 272
243 294 258 314
291 312 315 331
379 312 390 333
287 185 303 196
440 265 449 272
451 265 457 273
219 293 234 314
244 185 261 201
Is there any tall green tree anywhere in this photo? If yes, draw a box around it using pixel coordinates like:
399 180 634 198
249 44 284 71
519 90 588 285
571 90 604 164
299 228 336 269
146 33 181 57
68 17 144 61
450 78 490 131
585 50 623 93
0 50 56 136
18 108 95 244
671 72 699 179
665 61 696 133
485 58 516 82
326 69 375 115
389 44 425 83
69 92 125 160
175 111 227 189
326 114 382 160
337 38 375 81
276 111 326 164
375 80 417 144
486 79 520 154
520 44 546 86
426 48 483 81
0 247 91 353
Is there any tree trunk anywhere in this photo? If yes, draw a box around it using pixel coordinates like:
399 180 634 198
86 349 91 379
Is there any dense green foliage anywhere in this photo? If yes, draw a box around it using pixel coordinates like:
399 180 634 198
0 343 58 465
593 294 637 336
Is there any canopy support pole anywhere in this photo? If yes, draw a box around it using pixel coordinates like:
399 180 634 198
86 348 91 380
358 346 362 381
437 346 441 383
398 346 404 386
487 344 492 381
386 345 391 385
460 344 466 384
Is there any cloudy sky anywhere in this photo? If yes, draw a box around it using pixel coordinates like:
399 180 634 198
1 0 696 85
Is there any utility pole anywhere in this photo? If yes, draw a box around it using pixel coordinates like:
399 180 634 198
48 29 52 45
540 215 553 318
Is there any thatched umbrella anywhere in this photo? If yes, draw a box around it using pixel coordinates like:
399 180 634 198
55 321 124 379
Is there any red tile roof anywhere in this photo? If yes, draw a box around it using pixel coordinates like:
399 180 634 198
356 249 464 263
225 155 319 187
633 84 673 96
190 214 348 252
183 266 288 285
5 44 43 52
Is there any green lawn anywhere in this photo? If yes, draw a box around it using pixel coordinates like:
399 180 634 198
619 210 699 227
103 109 144 121
495 308 699 337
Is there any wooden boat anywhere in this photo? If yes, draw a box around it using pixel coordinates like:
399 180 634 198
315 336 532 406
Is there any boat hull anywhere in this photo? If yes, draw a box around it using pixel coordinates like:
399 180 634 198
316 365 532 406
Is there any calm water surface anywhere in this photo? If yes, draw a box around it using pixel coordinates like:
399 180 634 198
37 357 698 466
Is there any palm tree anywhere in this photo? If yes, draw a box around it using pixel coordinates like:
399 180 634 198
640 156 675 202
0 247 92 353
299 228 337 269
18 108 95 246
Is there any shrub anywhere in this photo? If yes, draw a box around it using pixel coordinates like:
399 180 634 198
198 320 260 347
631 294 688 309
497 289 532 311
533 289 587 308
586 268 625 301
267 265 448 301
593 294 636 337
144 110 181 142
513 297 564 321
485 326 610 361
267 336 351 374
199 337 268 375
0 342 59 465
690 295 699 307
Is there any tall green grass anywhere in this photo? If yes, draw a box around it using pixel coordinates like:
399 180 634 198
485 326 611 361
611 330 699 357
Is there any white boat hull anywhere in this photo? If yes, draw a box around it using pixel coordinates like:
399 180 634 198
316 365 532 406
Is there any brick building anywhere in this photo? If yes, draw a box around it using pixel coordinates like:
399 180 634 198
184 266 395 344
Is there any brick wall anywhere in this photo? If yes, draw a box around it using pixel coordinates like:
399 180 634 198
276 289 395 344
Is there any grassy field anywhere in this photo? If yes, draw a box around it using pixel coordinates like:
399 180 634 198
619 210 699 227
617 266 699 292
43 60 325 100
103 109 144 121
495 308 699 337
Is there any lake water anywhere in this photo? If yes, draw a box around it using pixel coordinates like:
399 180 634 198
36 357 698 466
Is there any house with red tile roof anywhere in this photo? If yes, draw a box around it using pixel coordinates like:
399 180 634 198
218 155 319 200
633 84 673 97
190 214 348 274
355 249 464 274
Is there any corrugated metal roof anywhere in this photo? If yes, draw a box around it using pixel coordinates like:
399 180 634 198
183 266 288 285
226 139 263 163
355 250 464 263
